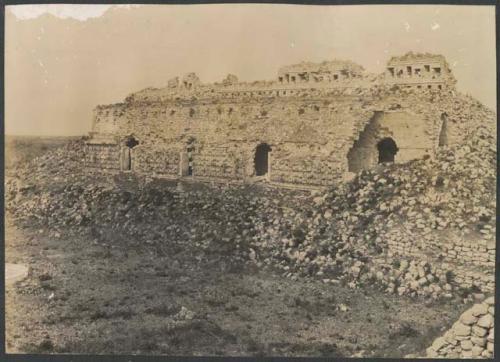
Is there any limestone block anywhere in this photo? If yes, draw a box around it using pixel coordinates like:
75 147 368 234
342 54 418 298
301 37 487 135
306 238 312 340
477 314 494 329
481 349 493 358
426 347 438 358
460 310 478 325
444 330 456 343
487 328 494 342
486 341 494 353
460 339 473 350
471 335 487 347
472 325 488 337
432 337 448 351
470 303 489 317
454 322 471 337
461 349 473 358
471 345 484 357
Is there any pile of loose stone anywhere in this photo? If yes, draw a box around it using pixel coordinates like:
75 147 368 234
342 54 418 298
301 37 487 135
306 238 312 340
252 121 495 298
426 296 495 359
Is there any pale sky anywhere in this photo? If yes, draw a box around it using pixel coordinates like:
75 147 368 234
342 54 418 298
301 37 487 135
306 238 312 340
5 4 496 136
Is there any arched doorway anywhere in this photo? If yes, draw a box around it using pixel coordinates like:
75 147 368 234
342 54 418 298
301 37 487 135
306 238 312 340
377 138 398 164
254 143 271 176
122 135 139 171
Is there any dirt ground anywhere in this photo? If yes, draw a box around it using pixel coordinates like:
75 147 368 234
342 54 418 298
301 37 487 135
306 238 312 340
5 217 467 358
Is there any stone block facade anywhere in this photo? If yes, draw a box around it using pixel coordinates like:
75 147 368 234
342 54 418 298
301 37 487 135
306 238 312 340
84 52 483 190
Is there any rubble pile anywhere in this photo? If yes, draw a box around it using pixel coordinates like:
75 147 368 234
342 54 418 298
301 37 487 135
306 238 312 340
252 120 496 296
426 296 495 358
6 163 308 265
5 139 104 201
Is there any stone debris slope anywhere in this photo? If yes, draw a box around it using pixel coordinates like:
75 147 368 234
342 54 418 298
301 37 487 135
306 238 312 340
254 118 495 296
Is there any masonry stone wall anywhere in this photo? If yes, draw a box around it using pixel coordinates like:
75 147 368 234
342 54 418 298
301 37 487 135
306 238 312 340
85 143 121 170
386 235 495 292
194 143 245 180
85 91 491 188
132 146 180 177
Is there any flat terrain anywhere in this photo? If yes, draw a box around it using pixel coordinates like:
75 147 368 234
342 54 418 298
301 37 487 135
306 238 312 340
6 218 465 357
5 135 80 171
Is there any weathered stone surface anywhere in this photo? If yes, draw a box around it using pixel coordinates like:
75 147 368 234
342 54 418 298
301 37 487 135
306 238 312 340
470 303 489 317
426 347 438 358
454 322 471 337
471 345 484 357
477 313 494 329
461 349 473 358
486 341 494 353
472 325 488 337
471 336 487 347
460 339 473 350
487 328 494 342
432 337 448 351
484 296 494 306
460 310 478 325
481 349 493 358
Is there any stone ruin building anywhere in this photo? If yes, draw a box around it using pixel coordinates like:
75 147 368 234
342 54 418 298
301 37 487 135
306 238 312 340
85 52 465 189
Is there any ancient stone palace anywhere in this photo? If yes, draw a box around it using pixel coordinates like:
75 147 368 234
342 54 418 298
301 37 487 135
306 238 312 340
85 52 473 188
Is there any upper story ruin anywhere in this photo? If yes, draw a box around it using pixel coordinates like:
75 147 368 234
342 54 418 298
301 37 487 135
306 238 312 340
84 52 492 189
121 51 456 105
385 52 456 90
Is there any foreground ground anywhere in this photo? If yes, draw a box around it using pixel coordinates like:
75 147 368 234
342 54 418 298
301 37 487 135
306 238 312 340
6 217 466 357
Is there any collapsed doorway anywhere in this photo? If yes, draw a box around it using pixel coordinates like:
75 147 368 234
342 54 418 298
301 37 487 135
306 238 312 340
122 136 139 171
377 138 398 164
254 143 271 176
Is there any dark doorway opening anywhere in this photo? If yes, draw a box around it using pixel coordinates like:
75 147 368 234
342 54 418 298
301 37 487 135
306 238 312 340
254 143 271 176
181 138 196 177
377 138 398 164
123 136 139 171
187 144 195 176
438 115 448 147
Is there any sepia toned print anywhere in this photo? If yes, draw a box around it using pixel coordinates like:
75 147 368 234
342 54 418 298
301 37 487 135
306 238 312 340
4 4 496 359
